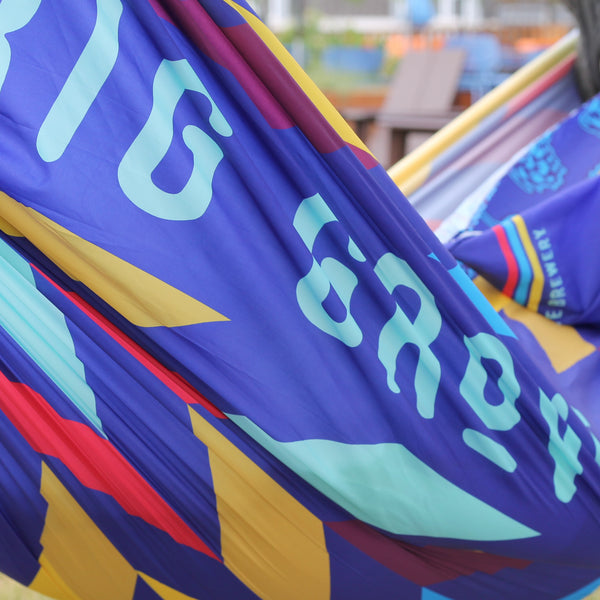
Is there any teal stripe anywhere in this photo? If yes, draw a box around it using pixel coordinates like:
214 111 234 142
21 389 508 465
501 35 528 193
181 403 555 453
504 220 532 305
0 240 104 435
422 590 452 600
447 262 515 338
559 577 600 600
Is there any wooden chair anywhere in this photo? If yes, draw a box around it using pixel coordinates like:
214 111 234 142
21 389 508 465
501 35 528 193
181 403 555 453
343 49 466 168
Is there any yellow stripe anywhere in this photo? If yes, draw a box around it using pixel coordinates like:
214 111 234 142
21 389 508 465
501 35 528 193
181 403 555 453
388 31 578 193
31 462 206 600
474 277 595 373
512 215 544 311
223 0 373 159
31 462 138 600
0 213 22 237
138 573 198 600
0 191 228 327
189 407 330 600
396 163 433 198
30 568 80 600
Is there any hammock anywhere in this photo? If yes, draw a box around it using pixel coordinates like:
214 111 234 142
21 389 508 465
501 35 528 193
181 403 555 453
0 2 598 599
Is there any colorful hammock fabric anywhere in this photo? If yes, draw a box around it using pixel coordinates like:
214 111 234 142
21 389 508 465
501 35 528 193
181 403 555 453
0 2 599 600
450 92 600 329
388 31 580 198
408 52 581 228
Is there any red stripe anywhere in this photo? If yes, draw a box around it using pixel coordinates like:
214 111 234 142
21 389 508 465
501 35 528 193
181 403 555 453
425 219 443 231
30 264 225 419
506 55 575 117
0 376 220 560
492 224 519 297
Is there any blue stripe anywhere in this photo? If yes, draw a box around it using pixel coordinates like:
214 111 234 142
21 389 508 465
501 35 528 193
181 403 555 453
504 220 532 305
422 589 452 600
448 264 516 338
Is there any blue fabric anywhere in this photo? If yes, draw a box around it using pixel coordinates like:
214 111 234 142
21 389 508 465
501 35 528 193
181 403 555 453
0 2 598 599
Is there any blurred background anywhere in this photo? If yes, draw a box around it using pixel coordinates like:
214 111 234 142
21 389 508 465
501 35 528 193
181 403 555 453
256 0 577 164
264 0 573 96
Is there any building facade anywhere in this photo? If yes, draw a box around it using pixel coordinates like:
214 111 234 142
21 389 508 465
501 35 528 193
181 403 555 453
259 0 574 33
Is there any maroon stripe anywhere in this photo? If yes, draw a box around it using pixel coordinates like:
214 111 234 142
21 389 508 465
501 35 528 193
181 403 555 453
327 520 530 586
155 0 376 167
156 0 292 129
224 22 343 153
148 0 174 23
349 141 379 169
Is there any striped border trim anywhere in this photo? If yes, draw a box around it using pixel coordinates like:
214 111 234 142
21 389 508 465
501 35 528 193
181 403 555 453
493 216 544 310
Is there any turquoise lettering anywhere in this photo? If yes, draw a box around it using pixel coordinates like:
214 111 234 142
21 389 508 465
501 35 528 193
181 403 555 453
293 193 336 252
118 59 232 220
548 298 566 308
460 332 521 430
37 0 123 161
539 389 583 503
293 194 362 347
0 0 41 91
573 408 600 469
462 428 517 472
538 238 551 251
374 253 441 418
296 259 362 346
549 276 563 288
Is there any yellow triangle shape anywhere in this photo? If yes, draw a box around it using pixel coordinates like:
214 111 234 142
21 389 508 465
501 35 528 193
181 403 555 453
138 573 199 600
0 192 228 327
30 462 138 600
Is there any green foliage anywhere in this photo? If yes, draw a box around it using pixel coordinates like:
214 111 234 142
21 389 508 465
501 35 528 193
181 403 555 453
275 9 388 91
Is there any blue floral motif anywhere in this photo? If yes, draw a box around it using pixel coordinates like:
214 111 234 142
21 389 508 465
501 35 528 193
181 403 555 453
578 96 600 138
509 136 567 194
